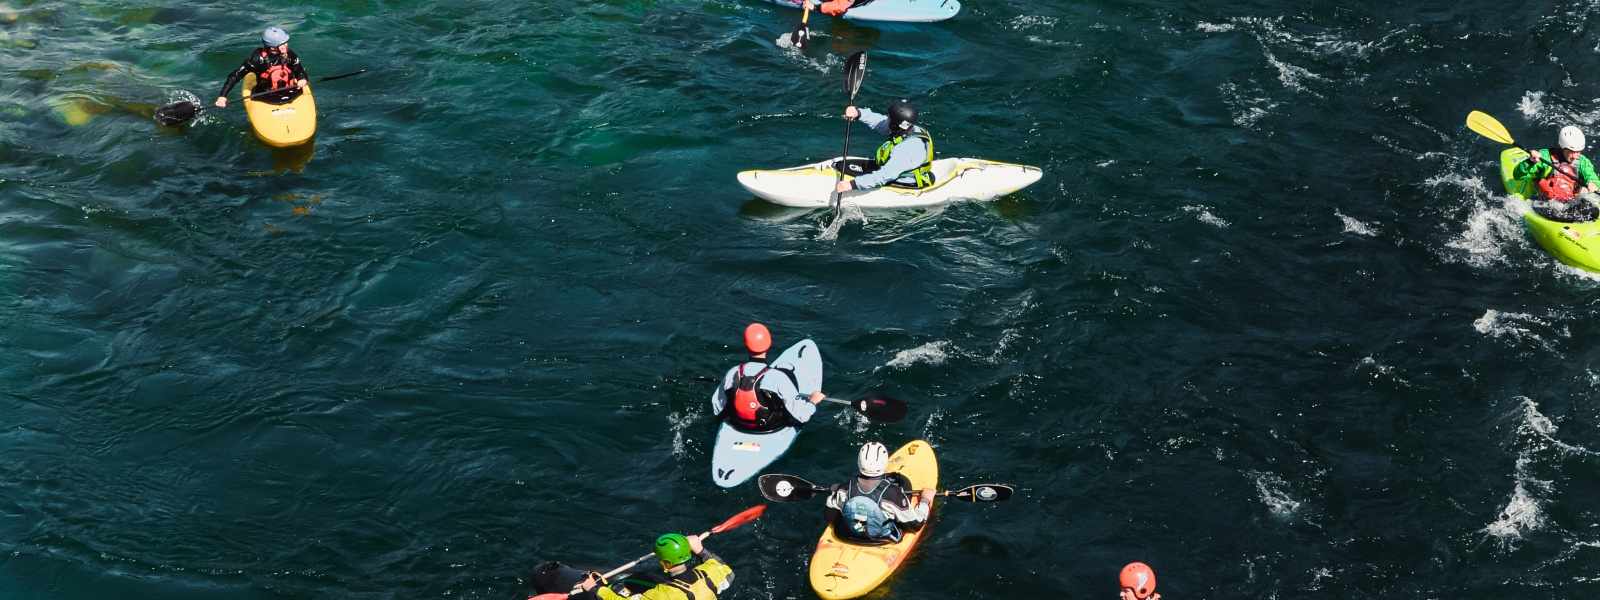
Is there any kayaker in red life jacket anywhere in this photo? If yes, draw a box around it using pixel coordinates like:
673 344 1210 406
1119 562 1161 600
714 323 824 431
214 27 309 108
1513 125 1600 202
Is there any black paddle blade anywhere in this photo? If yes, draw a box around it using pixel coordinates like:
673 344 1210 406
790 24 809 49
854 392 907 423
758 474 823 502
153 101 199 126
949 484 1014 503
842 51 867 99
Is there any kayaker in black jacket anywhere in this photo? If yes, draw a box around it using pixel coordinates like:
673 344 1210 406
214 26 308 108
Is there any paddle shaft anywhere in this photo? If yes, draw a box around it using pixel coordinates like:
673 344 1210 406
579 527 717 592
832 116 854 213
237 69 366 100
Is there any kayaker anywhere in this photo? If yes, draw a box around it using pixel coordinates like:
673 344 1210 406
1119 562 1161 600
714 323 824 431
824 442 934 542
577 533 733 600
214 26 309 108
1515 125 1600 201
835 99 936 195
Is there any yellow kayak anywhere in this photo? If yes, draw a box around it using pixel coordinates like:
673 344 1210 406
809 440 938 600
241 73 316 147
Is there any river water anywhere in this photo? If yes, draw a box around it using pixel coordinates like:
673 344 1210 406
2 1 1598 598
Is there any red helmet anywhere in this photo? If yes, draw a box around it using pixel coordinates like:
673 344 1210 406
1120 562 1156 599
743 323 772 354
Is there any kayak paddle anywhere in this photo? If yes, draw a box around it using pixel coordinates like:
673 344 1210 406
819 392 907 423
758 473 1014 503
528 505 767 600
831 51 868 218
1466 110 1514 146
690 376 906 423
154 68 369 127
1465 110 1567 171
790 0 813 49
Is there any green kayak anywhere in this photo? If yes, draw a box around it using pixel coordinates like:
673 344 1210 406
1498 148 1600 272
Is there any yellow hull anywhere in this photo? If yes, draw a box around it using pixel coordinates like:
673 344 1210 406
808 440 938 600
242 73 316 147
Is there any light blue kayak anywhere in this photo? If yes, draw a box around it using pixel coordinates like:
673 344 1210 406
708 339 822 488
765 0 960 23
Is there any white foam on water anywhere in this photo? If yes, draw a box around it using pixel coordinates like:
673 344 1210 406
884 341 951 370
1472 309 1568 351
1195 22 1235 33
1518 91 1546 118
1483 471 1544 545
1009 15 1058 30
668 410 696 459
1335 209 1376 236
1516 397 1598 457
1356 356 1410 387
1181 204 1230 228
1250 471 1302 519
817 201 867 241
1219 82 1279 130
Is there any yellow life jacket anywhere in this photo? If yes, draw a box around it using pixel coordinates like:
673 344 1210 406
874 130 935 189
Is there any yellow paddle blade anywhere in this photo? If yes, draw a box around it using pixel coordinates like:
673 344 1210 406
1467 110 1515 145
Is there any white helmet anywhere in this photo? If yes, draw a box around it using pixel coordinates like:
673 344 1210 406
262 26 289 47
857 442 889 477
1560 126 1586 151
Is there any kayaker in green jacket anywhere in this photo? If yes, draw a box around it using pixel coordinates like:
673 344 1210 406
578 533 733 600
1514 125 1599 201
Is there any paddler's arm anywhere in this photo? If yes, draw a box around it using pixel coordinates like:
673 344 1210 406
215 55 256 108
711 367 737 416
286 49 310 87
843 136 928 192
1580 156 1600 193
779 387 822 423
1513 149 1551 180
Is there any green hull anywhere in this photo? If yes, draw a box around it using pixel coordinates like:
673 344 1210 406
1499 148 1600 272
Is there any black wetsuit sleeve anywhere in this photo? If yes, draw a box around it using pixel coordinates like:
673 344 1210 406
218 53 258 98
287 50 308 81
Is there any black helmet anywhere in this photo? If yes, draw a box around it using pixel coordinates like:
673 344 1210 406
887 99 917 133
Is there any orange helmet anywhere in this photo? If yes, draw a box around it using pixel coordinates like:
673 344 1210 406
1120 562 1156 599
743 323 772 354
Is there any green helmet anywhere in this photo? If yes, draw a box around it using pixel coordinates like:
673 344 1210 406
654 533 693 566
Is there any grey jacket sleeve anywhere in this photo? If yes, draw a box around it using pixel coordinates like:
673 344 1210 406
849 136 927 191
856 107 891 136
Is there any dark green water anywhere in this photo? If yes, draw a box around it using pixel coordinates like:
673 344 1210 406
4 1 1600 598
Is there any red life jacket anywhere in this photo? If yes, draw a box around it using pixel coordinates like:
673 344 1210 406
729 364 772 424
257 49 295 91
724 363 797 432
1540 161 1580 201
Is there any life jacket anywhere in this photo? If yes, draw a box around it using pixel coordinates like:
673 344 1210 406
256 49 295 91
723 363 792 432
1540 154 1582 201
840 476 904 543
874 130 935 189
633 560 733 600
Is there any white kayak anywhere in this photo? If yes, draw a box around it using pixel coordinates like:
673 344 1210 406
709 339 822 488
764 0 960 23
738 157 1043 209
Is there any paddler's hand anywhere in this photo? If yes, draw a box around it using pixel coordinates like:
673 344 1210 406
919 489 935 506
577 573 600 592
296 79 308 89
844 105 859 121
809 391 825 405
214 97 227 108
835 180 853 194
688 533 705 555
